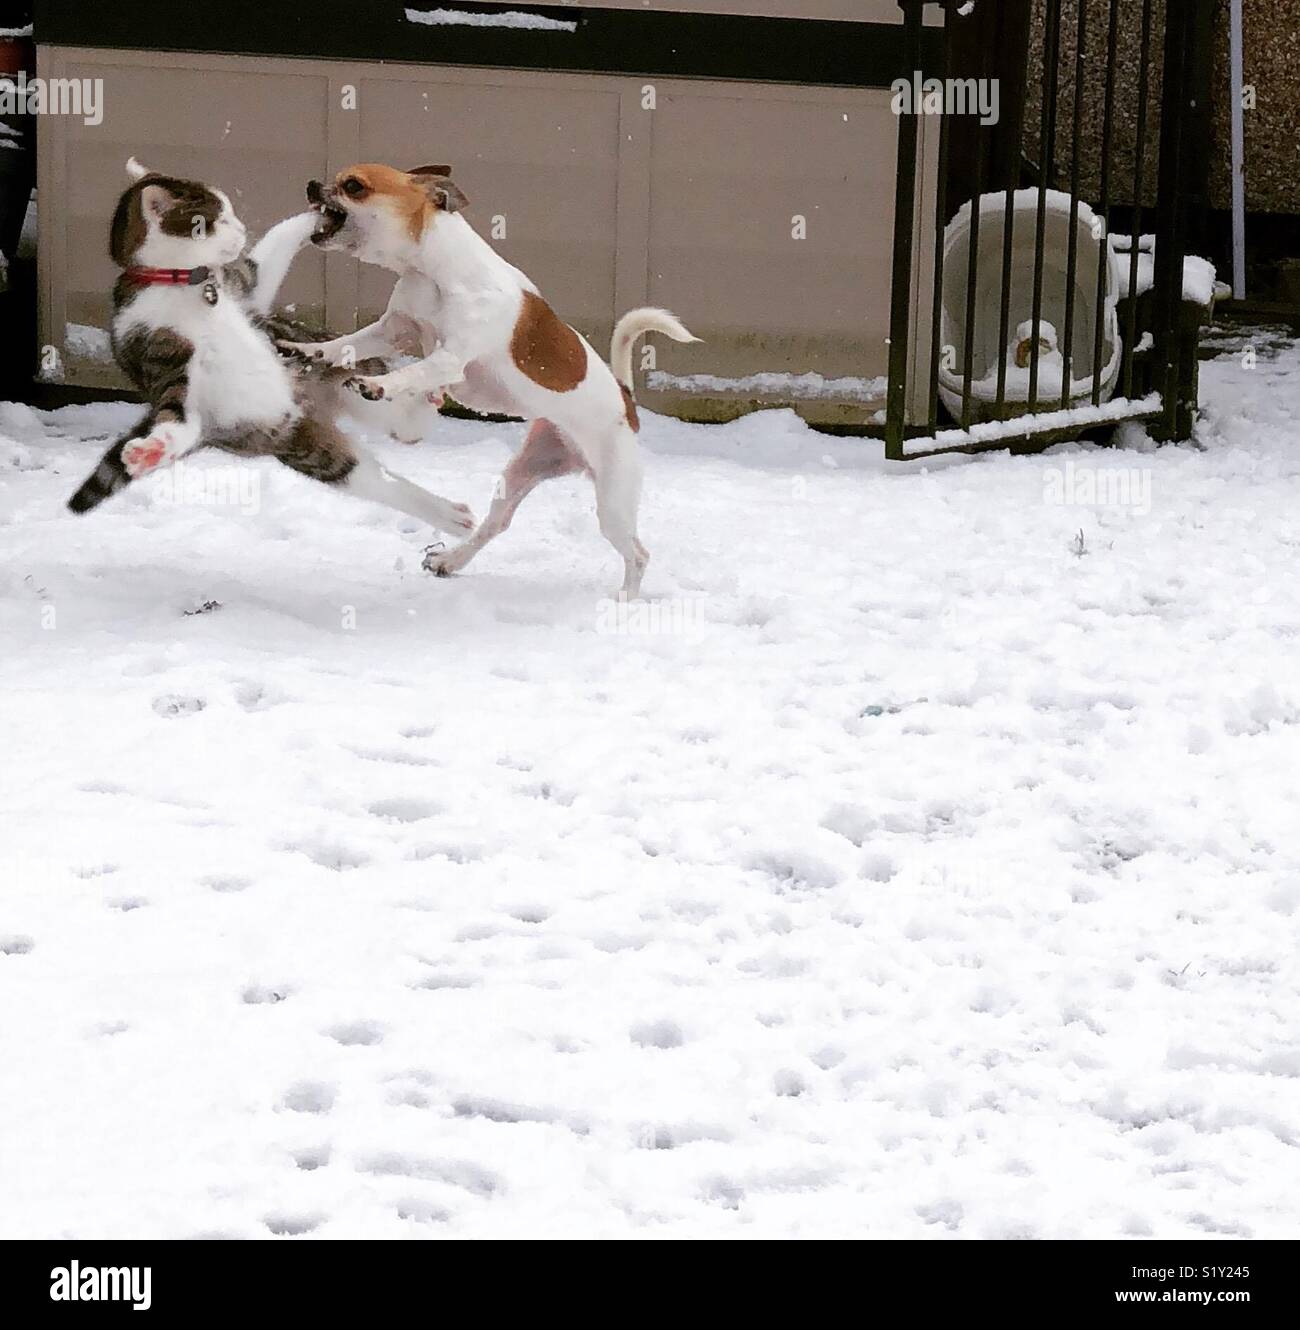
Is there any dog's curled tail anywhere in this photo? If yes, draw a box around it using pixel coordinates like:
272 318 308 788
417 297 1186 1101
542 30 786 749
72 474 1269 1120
610 307 700 392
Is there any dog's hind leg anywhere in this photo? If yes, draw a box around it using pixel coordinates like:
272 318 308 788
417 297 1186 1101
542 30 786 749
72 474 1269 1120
592 432 648 598
424 419 583 577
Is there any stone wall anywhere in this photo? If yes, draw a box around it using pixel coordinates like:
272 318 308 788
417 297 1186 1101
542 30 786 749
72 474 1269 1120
1020 0 1297 217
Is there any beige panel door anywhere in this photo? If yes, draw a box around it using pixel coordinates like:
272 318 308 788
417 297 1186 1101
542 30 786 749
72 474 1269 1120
644 84 896 388
354 71 621 344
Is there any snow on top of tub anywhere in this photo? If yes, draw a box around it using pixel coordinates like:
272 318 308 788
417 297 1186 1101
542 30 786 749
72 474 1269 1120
405 7 578 32
949 187 1104 234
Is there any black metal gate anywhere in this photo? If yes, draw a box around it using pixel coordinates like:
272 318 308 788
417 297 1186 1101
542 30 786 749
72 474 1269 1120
885 0 1214 461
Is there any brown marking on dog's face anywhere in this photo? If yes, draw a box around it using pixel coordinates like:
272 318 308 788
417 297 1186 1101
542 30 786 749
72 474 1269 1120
510 291 587 393
620 383 640 432
325 163 467 244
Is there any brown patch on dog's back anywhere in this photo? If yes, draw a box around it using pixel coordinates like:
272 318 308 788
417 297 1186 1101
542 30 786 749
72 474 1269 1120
510 291 587 392
620 383 640 432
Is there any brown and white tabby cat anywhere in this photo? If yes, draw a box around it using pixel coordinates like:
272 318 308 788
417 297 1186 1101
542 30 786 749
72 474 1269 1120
67 159 473 538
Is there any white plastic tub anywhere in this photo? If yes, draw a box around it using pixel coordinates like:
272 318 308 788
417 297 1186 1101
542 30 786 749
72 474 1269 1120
938 188 1122 423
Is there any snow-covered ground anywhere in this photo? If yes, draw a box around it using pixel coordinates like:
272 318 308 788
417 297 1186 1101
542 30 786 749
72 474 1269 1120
2 335 1299 1239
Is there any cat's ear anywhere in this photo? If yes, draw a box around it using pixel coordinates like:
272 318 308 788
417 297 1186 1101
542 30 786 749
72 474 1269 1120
139 183 176 220
126 157 156 182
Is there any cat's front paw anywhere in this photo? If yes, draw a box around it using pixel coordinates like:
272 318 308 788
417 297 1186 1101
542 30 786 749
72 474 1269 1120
344 375 388 401
277 340 324 363
439 501 476 535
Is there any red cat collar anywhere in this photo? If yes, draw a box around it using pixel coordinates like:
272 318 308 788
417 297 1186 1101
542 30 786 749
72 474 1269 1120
124 266 213 287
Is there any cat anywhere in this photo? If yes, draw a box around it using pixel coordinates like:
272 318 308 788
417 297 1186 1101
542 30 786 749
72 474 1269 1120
67 159 474 539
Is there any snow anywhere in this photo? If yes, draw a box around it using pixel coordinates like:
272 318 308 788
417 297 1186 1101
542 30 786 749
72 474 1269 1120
648 370 887 403
1111 238 1219 307
63 323 115 366
952 185 1104 236
4 333 1300 1239
405 8 578 33
906 393 1161 456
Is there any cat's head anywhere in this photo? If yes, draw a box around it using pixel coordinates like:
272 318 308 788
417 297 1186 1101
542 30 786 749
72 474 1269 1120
109 158 248 269
305 164 468 268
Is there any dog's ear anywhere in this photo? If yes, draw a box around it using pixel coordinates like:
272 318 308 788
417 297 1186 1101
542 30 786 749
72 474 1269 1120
432 180 469 214
408 165 469 214
409 171 465 215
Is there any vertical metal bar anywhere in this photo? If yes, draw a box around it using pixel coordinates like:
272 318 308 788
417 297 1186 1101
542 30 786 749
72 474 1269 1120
1091 0 1121 408
1153 0 1194 439
959 33 987 429
1229 0 1246 299
1174 0 1215 438
926 2 954 429
1028 0 1062 413
1059 0 1087 410
885 1 925 459
994 4 1028 416
1124 0 1155 402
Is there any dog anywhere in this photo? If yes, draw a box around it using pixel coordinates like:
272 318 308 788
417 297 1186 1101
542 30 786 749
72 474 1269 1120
283 164 697 596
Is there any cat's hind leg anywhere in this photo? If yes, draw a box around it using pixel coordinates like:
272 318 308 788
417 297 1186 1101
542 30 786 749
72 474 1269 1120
276 414 475 536
67 409 201 514
121 417 201 477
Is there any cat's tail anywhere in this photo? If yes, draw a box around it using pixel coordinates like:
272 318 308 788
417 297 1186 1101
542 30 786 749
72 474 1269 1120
67 439 131 514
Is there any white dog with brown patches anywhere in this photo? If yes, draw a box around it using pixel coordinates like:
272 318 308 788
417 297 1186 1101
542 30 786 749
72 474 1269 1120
285 163 697 597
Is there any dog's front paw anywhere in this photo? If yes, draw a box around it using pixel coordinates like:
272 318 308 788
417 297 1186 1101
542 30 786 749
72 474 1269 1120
422 541 467 577
344 375 386 401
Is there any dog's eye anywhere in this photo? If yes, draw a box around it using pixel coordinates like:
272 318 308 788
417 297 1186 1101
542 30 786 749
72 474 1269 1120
341 177 365 197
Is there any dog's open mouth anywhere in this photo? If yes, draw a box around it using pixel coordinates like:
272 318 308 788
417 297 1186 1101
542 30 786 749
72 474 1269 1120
311 202 348 244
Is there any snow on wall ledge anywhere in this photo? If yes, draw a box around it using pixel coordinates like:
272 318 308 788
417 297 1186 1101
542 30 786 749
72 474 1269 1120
405 7 579 32
647 370 888 403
